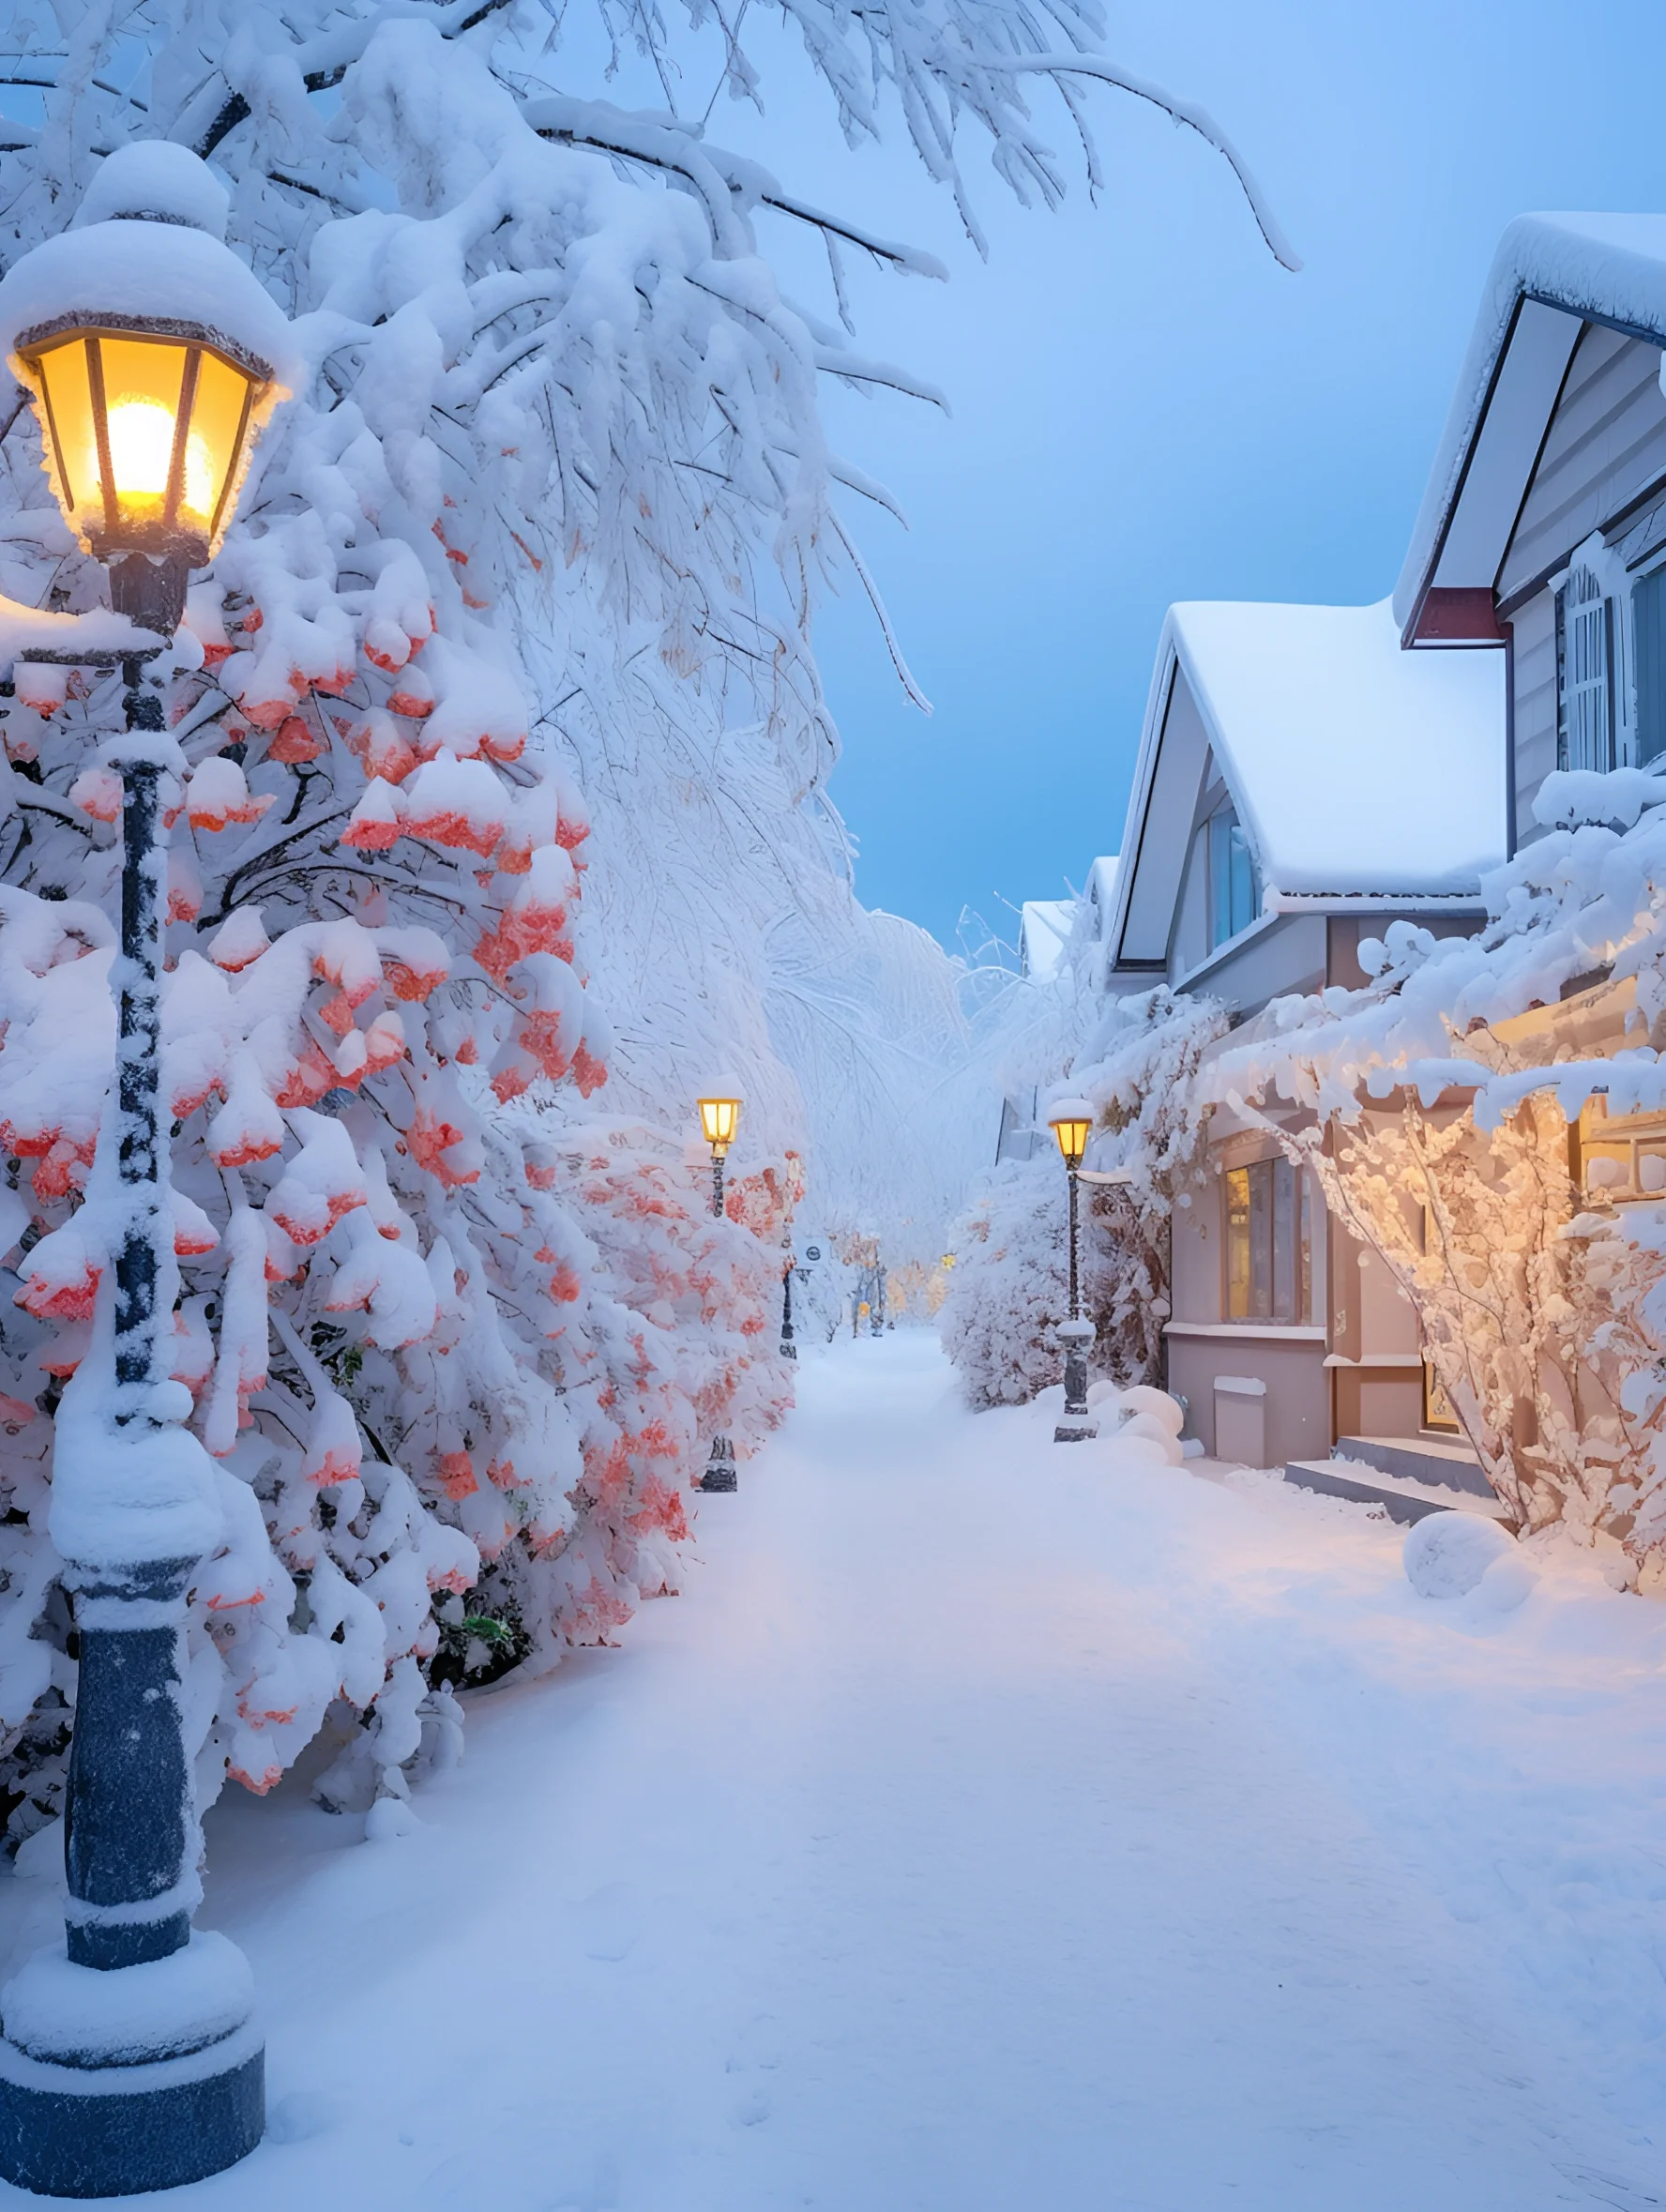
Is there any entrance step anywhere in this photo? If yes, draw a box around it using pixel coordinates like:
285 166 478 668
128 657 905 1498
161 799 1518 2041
1283 1456 1512 1527
1334 1433 1492 1499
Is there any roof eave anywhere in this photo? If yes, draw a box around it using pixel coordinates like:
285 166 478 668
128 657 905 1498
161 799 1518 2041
1394 215 1666 644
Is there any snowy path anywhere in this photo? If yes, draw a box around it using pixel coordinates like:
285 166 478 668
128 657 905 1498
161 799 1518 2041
2 1332 1662 2210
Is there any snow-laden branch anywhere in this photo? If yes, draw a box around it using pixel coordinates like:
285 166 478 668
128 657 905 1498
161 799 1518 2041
934 51 1301 272
522 94 950 280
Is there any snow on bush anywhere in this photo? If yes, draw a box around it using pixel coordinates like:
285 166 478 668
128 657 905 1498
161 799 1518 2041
1402 1512 1513 1600
942 1157 1095 1407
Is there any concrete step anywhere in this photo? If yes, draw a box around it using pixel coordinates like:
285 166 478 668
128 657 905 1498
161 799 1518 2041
1334 1432 1492 1499
1283 1457 1513 1527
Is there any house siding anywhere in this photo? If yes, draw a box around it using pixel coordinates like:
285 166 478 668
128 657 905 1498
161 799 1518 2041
1510 586 1560 844
1498 326 1666 606
1175 912 1327 1013
1170 816 1209 979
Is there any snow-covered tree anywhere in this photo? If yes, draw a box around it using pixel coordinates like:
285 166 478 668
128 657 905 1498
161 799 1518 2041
0 0 1293 1835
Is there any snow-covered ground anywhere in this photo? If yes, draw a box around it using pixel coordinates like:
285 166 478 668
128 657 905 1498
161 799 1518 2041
4 1332 1665 2209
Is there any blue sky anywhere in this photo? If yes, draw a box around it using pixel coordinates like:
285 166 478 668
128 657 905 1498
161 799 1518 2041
690 0 1666 949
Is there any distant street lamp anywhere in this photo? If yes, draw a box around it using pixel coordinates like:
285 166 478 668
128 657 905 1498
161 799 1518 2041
779 1238 797 1361
1049 1098 1098 1444
697 1091 742 1492
0 147 294 2198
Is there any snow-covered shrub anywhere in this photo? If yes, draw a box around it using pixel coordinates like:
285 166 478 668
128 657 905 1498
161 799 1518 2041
942 1158 1090 1406
1402 1512 1513 1600
1214 792 1666 1562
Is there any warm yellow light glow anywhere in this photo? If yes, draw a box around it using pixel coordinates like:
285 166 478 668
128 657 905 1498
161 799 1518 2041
1050 1112 1093 1168
19 326 266 563
698 1094 741 1155
106 400 212 516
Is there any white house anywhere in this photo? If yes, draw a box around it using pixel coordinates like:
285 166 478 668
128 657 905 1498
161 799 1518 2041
1099 598 1506 1470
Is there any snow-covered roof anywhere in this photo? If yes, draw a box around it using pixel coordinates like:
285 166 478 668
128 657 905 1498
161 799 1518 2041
1109 598 1506 967
1019 899 1073 979
1395 214 1666 638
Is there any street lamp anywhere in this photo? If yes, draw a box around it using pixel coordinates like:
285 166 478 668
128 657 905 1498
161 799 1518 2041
0 146 295 2199
1049 1098 1098 1444
697 1091 742 1492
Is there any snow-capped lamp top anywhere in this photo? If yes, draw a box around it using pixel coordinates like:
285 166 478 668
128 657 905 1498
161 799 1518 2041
0 153 301 577
72 141 230 240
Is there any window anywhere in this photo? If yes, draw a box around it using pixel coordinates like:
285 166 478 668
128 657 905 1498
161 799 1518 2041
1224 1158 1310 1321
1557 565 1615 772
1634 568 1666 767
1207 807 1257 949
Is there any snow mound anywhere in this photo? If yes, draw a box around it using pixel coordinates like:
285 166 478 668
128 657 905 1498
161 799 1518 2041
74 142 229 239
365 1795 420 1843
1087 1383 1187 1466
1403 1512 1514 1599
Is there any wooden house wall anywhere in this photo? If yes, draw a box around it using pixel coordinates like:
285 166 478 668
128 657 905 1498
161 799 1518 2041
1509 586 1559 845
1498 326 1666 606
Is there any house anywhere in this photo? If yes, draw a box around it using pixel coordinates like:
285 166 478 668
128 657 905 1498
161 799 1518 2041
1098 598 1506 1468
1394 214 1666 1210
1393 215 1666 842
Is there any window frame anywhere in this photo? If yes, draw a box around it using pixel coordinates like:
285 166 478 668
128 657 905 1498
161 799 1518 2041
1557 563 1616 773
1223 1156 1310 1323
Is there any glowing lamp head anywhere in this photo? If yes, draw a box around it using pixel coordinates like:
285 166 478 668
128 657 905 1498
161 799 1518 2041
15 320 270 569
698 1093 742 1157
1049 1098 1095 1170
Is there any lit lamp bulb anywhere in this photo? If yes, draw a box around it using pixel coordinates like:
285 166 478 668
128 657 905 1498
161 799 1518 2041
1048 1098 1095 1170
105 396 213 522
698 1093 741 1159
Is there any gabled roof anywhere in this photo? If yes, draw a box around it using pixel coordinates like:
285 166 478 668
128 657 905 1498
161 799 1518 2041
1108 599 1506 970
1395 214 1666 642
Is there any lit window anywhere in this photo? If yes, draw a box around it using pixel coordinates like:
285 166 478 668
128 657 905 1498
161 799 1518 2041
1207 808 1257 949
1558 566 1615 773
1577 1098 1666 1201
1225 1158 1309 1321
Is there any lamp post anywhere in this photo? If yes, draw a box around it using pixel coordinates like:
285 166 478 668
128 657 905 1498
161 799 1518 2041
780 1238 797 1361
0 147 293 2198
697 1092 742 1492
1049 1098 1098 1444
